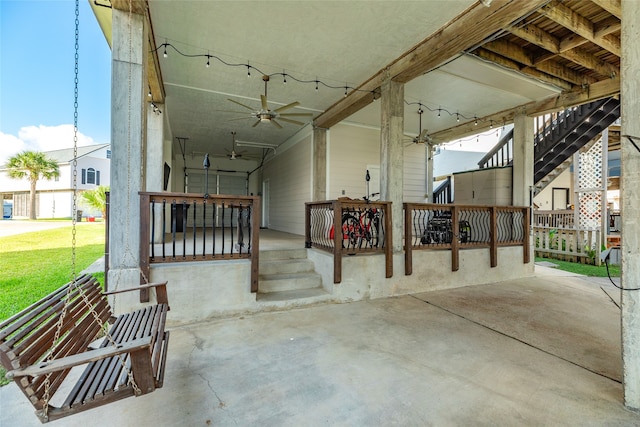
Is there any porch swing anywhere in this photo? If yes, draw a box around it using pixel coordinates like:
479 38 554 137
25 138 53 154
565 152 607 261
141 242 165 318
0 1 170 423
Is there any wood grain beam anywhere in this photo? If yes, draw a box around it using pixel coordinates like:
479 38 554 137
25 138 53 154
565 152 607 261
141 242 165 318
594 16 621 38
315 0 549 129
511 22 619 79
483 40 533 66
111 0 147 15
511 24 559 53
591 0 621 19
538 1 620 56
475 48 572 90
430 76 619 142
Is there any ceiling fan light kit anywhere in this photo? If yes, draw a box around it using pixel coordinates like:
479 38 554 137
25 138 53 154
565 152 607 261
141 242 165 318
227 75 313 129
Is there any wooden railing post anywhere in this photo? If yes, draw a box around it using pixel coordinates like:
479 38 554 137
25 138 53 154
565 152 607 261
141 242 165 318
523 207 530 264
305 203 311 248
404 203 412 275
384 202 393 278
490 206 497 268
139 192 151 302
451 205 459 271
333 201 342 284
250 197 260 292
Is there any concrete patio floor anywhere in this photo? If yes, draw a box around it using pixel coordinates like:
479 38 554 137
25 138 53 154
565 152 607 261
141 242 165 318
2 266 639 426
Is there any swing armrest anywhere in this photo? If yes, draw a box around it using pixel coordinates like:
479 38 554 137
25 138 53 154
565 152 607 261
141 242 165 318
104 281 169 305
6 336 152 379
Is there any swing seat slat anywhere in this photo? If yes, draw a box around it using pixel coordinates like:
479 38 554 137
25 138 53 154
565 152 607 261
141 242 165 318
0 274 170 423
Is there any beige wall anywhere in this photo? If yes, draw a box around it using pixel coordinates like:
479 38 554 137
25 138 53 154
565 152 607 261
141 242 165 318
533 168 573 210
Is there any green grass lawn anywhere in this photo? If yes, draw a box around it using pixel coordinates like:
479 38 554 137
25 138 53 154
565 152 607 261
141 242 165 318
535 256 620 277
0 223 105 385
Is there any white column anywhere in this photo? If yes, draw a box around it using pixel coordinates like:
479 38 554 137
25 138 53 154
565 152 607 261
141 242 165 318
380 77 404 252
312 127 327 201
108 8 146 306
512 113 534 206
146 103 165 242
621 0 640 411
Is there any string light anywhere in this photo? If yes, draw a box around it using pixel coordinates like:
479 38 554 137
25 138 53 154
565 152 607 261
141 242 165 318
154 41 502 128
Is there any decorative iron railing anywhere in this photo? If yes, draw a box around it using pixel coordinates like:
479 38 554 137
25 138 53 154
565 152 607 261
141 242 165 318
305 199 392 284
403 203 530 274
139 192 260 296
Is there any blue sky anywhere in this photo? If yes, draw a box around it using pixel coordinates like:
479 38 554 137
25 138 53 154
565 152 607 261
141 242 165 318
0 0 111 163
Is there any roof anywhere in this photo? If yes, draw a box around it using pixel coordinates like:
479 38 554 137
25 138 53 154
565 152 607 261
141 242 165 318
43 144 110 164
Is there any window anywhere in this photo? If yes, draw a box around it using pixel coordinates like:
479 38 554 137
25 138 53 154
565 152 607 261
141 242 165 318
87 168 96 185
96 171 101 186
106 149 111 159
81 169 86 184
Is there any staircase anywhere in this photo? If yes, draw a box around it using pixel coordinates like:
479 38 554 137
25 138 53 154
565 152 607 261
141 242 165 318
533 97 619 183
257 249 329 302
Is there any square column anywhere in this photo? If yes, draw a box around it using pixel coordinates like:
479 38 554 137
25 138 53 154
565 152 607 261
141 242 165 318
621 0 640 411
512 113 534 206
108 8 146 301
380 77 404 253
312 127 327 201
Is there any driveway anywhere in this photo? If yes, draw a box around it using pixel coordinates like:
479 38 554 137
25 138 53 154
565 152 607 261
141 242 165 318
0 219 77 238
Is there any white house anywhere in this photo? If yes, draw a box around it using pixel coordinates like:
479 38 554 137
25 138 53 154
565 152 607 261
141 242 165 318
0 143 111 219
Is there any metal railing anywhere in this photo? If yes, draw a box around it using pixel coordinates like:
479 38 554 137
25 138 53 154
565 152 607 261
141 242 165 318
305 199 392 284
433 176 453 204
477 129 513 169
139 192 260 296
404 203 530 274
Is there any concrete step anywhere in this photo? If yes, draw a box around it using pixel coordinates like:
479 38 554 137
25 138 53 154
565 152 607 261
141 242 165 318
256 286 331 303
260 248 308 262
259 272 323 293
260 258 315 275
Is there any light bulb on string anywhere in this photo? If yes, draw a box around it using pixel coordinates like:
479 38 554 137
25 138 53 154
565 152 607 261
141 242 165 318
344 84 348 98
206 54 210 68
315 79 319 92
474 116 478 126
163 44 167 58
437 108 441 118
247 62 251 78
283 71 287 84
456 113 460 123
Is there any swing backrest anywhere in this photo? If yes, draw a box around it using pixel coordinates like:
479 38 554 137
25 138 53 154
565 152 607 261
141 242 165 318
0 275 111 405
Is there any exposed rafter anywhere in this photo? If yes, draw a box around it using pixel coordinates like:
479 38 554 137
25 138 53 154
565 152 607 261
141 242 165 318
591 0 621 19
538 0 620 56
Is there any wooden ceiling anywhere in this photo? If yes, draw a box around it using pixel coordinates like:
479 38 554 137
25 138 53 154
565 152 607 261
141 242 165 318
470 0 620 91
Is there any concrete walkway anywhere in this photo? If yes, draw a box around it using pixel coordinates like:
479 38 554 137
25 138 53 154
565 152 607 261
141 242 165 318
1 267 638 426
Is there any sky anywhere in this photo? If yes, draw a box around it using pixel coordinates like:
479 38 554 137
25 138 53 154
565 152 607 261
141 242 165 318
0 0 111 165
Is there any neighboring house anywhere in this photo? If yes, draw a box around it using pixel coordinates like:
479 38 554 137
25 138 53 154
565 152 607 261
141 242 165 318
0 144 110 219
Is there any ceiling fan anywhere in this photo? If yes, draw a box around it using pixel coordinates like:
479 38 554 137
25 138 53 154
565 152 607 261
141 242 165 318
228 75 313 129
227 131 246 160
405 107 434 146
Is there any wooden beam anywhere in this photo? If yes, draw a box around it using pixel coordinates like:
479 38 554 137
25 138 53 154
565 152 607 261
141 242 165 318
110 0 147 15
430 76 619 142
591 0 622 19
474 49 573 90
594 16 621 38
511 22 619 80
529 60 597 85
561 47 619 79
483 40 533 66
511 24 559 54
538 1 620 56
315 0 550 129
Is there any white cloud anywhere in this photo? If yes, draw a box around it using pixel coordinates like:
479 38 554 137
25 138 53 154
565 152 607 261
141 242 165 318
1 125 96 165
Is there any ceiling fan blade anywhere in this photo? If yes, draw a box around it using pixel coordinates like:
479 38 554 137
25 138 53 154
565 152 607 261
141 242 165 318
252 119 261 127
271 119 283 129
261 95 268 111
419 129 429 140
278 117 305 126
228 98 256 111
274 101 300 113
227 116 252 122
279 112 313 117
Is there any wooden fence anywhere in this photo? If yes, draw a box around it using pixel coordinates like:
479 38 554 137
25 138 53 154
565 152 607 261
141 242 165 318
533 226 601 265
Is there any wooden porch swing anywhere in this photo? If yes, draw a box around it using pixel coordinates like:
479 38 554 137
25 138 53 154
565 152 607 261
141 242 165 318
0 1 169 422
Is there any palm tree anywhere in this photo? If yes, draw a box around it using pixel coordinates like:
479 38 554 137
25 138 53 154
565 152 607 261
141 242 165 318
81 185 109 218
7 151 60 220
